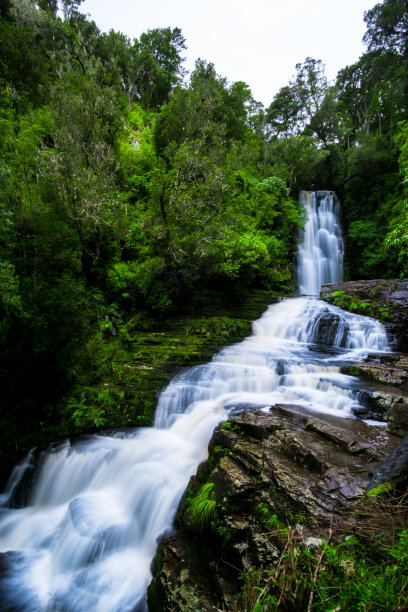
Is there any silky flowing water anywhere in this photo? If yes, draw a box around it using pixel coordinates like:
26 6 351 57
0 191 389 611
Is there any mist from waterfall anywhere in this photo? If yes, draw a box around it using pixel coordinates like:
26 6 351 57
0 192 389 612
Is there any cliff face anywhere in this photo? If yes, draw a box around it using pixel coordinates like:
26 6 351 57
320 279 408 351
147 405 401 610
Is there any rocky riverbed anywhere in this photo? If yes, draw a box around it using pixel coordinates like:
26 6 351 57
148 279 408 610
147 403 404 610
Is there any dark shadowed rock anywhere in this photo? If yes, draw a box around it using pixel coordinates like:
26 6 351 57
147 533 220 612
369 434 408 493
308 311 347 346
387 403 408 437
341 353 408 430
148 404 400 610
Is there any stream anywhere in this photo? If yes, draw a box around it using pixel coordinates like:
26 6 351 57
0 191 390 611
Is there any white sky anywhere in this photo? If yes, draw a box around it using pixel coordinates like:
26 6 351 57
80 0 376 106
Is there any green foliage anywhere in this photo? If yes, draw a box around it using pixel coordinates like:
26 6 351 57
322 288 394 322
187 483 217 531
363 0 408 58
265 135 330 191
332 291 375 317
384 121 408 273
220 420 239 431
69 397 107 429
235 525 408 611
366 481 395 496
0 261 23 316
256 503 286 532
316 530 408 611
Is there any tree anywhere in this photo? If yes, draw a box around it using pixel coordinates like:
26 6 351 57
37 0 58 14
385 121 408 272
266 58 330 139
265 135 330 191
134 27 186 109
337 51 405 142
364 0 408 59
266 85 303 137
61 0 84 20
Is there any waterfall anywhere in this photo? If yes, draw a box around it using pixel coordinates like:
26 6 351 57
0 192 389 611
297 191 344 296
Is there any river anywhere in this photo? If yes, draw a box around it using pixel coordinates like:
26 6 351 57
0 191 389 611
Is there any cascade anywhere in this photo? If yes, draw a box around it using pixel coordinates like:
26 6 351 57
0 192 389 611
297 191 344 296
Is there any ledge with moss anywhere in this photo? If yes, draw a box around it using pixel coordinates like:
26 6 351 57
0 289 281 487
320 279 408 351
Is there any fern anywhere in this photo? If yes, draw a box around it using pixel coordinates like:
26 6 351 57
189 483 217 530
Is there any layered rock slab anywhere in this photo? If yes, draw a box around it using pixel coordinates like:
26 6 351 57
147 404 399 611
341 353 408 434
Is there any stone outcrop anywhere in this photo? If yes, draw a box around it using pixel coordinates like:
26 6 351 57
147 285 408 610
320 279 408 350
387 402 408 437
369 434 408 494
308 310 346 346
147 404 400 611
342 353 408 389
340 353 408 433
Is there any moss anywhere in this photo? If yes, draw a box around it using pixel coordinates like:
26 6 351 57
58 289 276 436
341 365 362 377
321 289 394 322
366 480 396 496
220 420 239 431
196 442 230 482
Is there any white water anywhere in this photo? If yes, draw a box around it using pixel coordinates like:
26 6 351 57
0 191 389 611
297 191 344 296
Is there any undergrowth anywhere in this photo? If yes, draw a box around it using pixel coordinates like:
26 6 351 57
234 494 408 611
59 294 269 434
322 290 393 322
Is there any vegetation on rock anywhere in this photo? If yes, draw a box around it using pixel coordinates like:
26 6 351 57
1 0 408 460
1 0 408 607
149 409 408 611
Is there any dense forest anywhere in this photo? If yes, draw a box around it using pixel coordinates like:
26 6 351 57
0 0 408 477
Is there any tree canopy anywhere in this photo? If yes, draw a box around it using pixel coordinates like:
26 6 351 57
1 0 408 468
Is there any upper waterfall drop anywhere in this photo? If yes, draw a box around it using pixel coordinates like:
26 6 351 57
297 191 344 296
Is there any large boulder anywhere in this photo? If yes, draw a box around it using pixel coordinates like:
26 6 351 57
387 403 408 437
308 310 346 346
369 434 408 493
148 404 400 610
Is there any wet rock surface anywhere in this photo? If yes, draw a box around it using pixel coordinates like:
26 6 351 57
308 310 346 346
387 402 408 437
148 532 220 612
341 353 408 428
369 434 408 493
342 353 408 388
147 404 400 610
320 278 408 350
